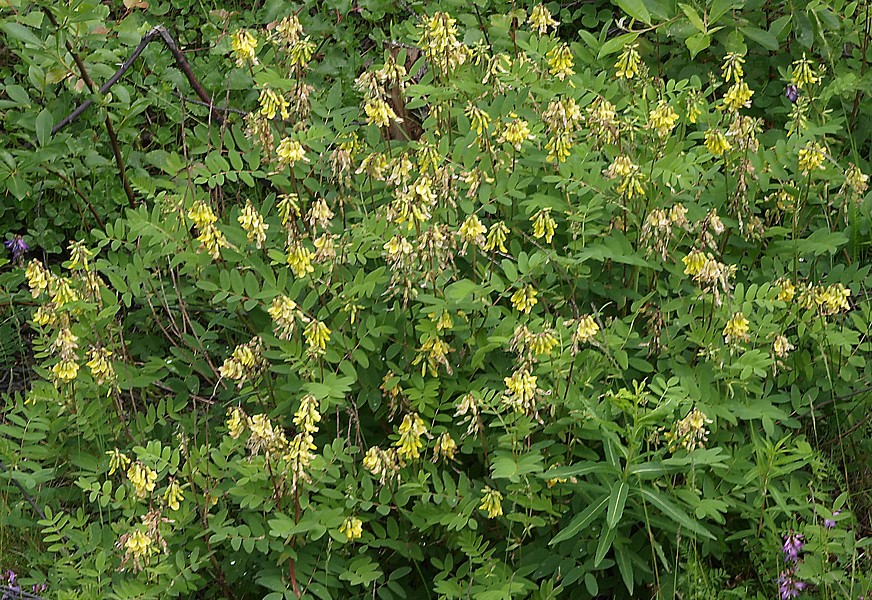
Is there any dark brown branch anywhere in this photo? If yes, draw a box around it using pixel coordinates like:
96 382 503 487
42 8 137 208
52 25 225 136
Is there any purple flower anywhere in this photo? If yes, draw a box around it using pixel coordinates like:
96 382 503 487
785 84 799 103
778 569 807 599
32 583 48 593
782 532 804 563
3 570 16 585
824 510 841 529
4 235 29 262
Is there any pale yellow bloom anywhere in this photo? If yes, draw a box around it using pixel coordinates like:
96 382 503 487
25 259 49 298
547 44 574 81
127 462 158 498
575 315 599 343
648 101 679 137
704 129 732 156
798 142 826 175
259 86 290 121
304 319 331 354
163 480 184 511
723 312 750 343
531 208 557 243
479 486 503 518
791 54 818 88
511 285 538 314
484 222 510 253
276 138 309 167
395 413 427 461
238 201 268 249
231 30 259 66
339 516 363 542
683 251 707 277
499 117 533 150
722 81 754 111
125 529 152 559
226 407 246 439
287 244 315 278
614 43 641 80
528 4 559 35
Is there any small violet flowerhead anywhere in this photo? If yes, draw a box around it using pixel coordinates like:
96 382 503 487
4 235 29 262
824 510 841 529
778 569 807 599
785 84 799 103
782 532 804 563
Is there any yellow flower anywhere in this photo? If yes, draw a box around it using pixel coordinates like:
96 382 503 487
395 413 427 461
187 201 217 229
575 315 599 343
459 214 487 245
163 480 184 511
721 52 745 84
545 131 573 162
433 432 457 462
511 285 538 314
339 516 363 542
845 164 869 194
614 43 641 80
723 312 750 344
479 486 503 519
276 138 309 168
682 251 707 276
665 408 713 452
231 29 259 66
528 3 559 35
648 101 679 137
722 80 754 111
798 142 826 175
126 529 152 559
528 330 559 356
777 279 796 303
503 368 538 411
127 462 158 498
52 359 79 382
547 44 574 81
484 221 509 253
238 201 268 249
25 260 49 298
817 283 851 314
531 208 557 243
499 116 533 150
86 347 115 386
50 277 78 307
364 98 400 128
287 244 315 278
269 295 298 340
704 129 732 156
294 394 321 435
791 54 818 88
304 319 331 354
106 448 131 475
226 407 246 439
259 85 290 121
773 335 794 358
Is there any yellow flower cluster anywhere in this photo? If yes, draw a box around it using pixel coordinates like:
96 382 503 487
575 315 600 343
777 279 796 302
107 448 131 475
51 327 80 382
219 337 264 382
186 201 228 259
528 3 559 35
25 259 50 298
607 155 645 199
459 214 487 249
294 394 321 435
503 368 538 412
419 12 469 77
723 312 750 344
484 221 510 253
363 446 400 483
268 295 298 340
287 243 315 278
531 208 557 243
479 486 503 519
259 85 290 121
339 516 363 542
511 285 538 314
614 43 641 80
648 101 679 137
163 480 184 511
414 336 452 377
231 29 258 67
396 413 427 461
547 44 574 81
773 334 795 358
127 462 158 498
226 407 246 439
665 408 713 452
798 142 826 175
276 137 309 169
705 129 732 156
86 347 115 389
363 97 400 129
499 116 534 150
791 54 818 88
813 283 851 315
304 319 331 354
125 529 152 561
238 201 268 249
433 432 457 462
721 52 745 83
722 81 754 111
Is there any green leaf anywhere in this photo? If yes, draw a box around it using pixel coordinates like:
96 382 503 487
607 481 629 529
594 526 616 567
614 541 635 594
615 0 652 24
1 22 40 46
740 26 779 50
36 109 52 146
685 33 711 57
639 488 716 539
550 494 609 545
679 3 706 32
597 33 639 60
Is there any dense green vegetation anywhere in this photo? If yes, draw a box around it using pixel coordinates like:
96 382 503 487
1 0 870 598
